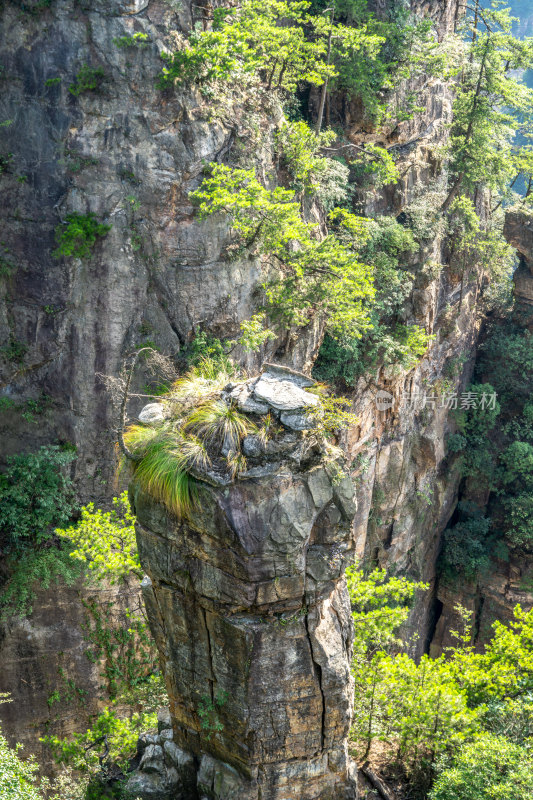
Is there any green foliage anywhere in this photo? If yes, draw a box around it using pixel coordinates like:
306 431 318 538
58 492 142 584
430 733 533 800
447 383 501 489
112 32 149 48
124 425 201 519
43 705 155 774
501 441 533 488
68 65 105 97
54 214 111 259
349 568 533 796
0 445 78 619
350 144 400 189
347 564 428 656
446 196 515 297
0 727 41 800
184 398 256 451
190 163 374 340
313 216 429 384
311 392 360 436
0 445 77 553
503 493 533 550
312 333 364 386
328 1 448 124
447 2 533 203
440 506 493 582
158 0 382 95
10 0 52 15
348 565 477 779
0 547 82 621
198 690 229 740
0 336 27 364
181 330 235 375
237 312 277 352
479 327 533 404
275 121 349 209
81 597 158 699
43 675 167 793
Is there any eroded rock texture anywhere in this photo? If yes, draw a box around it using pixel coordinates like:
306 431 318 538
131 371 357 800
504 210 533 316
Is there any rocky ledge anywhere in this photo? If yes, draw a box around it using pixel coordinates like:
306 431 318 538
129 365 358 800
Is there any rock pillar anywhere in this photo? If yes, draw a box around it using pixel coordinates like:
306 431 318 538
131 369 358 800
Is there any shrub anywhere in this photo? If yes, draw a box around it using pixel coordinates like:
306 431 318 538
478 327 533 402
0 445 77 553
53 213 111 259
68 64 105 97
440 513 492 582
112 32 149 48
190 163 374 341
157 0 383 95
430 734 533 800
0 726 41 800
0 445 79 619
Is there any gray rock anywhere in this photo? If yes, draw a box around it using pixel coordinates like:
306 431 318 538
163 740 194 772
229 383 269 415
197 755 243 800
124 772 168 800
140 744 165 775
138 403 167 425
157 707 172 734
242 435 264 457
307 467 334 508
240 463 281 479
279 410 313 430
253 375 319 412
261 363 315 387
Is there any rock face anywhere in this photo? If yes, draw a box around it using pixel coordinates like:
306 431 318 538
504 210 533 315
0 577 143 774
131 370 357 800
0 0 279 499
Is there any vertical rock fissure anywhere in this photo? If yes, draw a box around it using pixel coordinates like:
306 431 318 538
304 612 326 755
201 606 216 702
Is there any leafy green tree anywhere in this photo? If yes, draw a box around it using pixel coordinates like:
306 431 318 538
503 493 533 549
313 216 433 384
57 492 141 584
440 509 492 581
158 0 383 95
443 1 533 211
190 163 375 340
275 121 349 208
446 196 514 306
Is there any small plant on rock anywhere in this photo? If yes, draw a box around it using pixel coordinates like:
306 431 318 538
53 213 111 259
68 64 105 97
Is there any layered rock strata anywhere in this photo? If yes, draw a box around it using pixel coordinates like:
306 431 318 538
131 367 358 800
